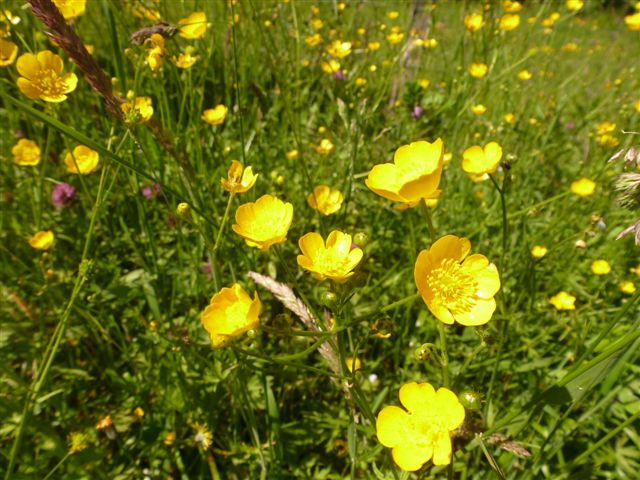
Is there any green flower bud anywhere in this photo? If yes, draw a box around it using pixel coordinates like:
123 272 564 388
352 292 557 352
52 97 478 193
458 390 482 411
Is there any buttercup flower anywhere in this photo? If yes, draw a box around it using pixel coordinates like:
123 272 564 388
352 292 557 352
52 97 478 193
29 231 55 250
464 13 484 32
345 356 362 373
503 1 523 13
221 160 258 194
414 235 500 326
172 48 198 69
530 245 548 259
307 185 344 216
64 145 99 175
326 40 352 58
178 11 207 39
297 231 363 282
499 14 520 31
591 260 611 275
566 0 584 11
619 281 636 294
0 38 17 67
570 177 595 197
549 291 576 310
469 63 488 78
121 95 154 123
200 283 262 347
52 0 87 20
625 12 640 31
470 104 487 115
462 142 503 175
12 139 41 166
202 104 228 126
232 194 293 250
386 32 404 44
314 138 334 155
16 50 78 102
321 59 341 74
286 149 299 161
376 382 465 471
145 33 166 71
517 69 532 81
366 138 444 208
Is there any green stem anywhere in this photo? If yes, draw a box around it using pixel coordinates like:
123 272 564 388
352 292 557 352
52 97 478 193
213 193 235 252
437 322 450 388
42 452 71 480
229 1 247 166
488 173 507 266
421 201 437 244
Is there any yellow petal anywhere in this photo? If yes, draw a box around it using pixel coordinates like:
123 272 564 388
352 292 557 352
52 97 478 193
392 443 433 471
365 164 404 202
16 78 41 99
429 235 471 264
462 254 500 298
399 382 435 413
435 388 466 429
431 431 453 465
37 50 63 74
453 297 496 326
298 232 324 259
376 406 410 447
16 53 40 78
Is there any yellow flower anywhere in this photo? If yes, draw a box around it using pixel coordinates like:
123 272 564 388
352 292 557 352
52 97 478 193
596 121 616 135
464 13 484 32
220 160 258 194
386 32 404 44
517 69 532 81
561 42 579 52
192 422 213 450
172 49 198 69
178 11 207 39
232 195 293 250
200 283 261 347
355 77 367 86
297 231 363 282
305 33 322 47
635 99 640 113
286 149 299 161
549 291 576 311
64 145 99 175
16 50 78 102
415 235 500 326
376 382 465 470
386 11 399 20
468 63 488 78
499 14 520 31
591 260 611 275
67 432 88 454
326 40 352 58
366 138 444 208
503 1 523 13
462 142 502 175
619 281 636 294
52 0 86 20
311 18 324 30
503 112 516 124
367 41 381 51
0 38 18 67
12 139 41 166
624 12 640 31
531 245 548 259
202 104 228 126
314 138 334 155
345 356 362 373
320 59 340 75
307 185 344 216
121 95 154 123
96 414 113 430
145 33 166 71
566 0 583 11
29 231 55 250
419 79 430 89
163 432 176 446
570 177 595 197
470 104 487 115
134 407 145 419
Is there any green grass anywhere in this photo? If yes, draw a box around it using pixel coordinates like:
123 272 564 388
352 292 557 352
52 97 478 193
1 0 639 479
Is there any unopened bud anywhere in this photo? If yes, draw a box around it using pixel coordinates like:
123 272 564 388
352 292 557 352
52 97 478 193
353 232 369 247
458 390 482 411
176 202 190 217
321 291 339 308
414 343 433 361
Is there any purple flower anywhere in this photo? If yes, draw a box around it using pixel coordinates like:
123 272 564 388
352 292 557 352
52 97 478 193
333 70 346 81
51 183 76 208
411 105 424 119
565 122 575 130
142 183 161 199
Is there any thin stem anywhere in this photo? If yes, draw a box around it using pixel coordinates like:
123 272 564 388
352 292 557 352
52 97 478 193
213 193 235 252
437 322 450 388
229 2 247 166
421 201 437 244
489 173 508 266
42 452 71 480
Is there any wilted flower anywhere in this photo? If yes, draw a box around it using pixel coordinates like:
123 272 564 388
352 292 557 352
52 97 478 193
221 160 258 194
591 260 611 275
345 356 362 373
415 235 500 326
232 194 293 250
307 185 343 215
200 284 261 347
96 415 113 430
549 291 576 310
16 51 78 102
469 63 488 78
64 146 99 175
51 182 76 208
12 139 40 166
0 38 17 67
570 177 596 197
366 138 444 208
192 422 213 449
297 230 363 282
67 431 89 454
29 231 55 250
462 142 502 175
52 0 87 20
376 382 465 470
202 104 228 125
178 12 207 39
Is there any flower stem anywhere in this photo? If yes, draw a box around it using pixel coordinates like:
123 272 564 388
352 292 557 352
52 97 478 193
437 321 450 388
488 173 508 267
213 193 235 253
421 201 437 245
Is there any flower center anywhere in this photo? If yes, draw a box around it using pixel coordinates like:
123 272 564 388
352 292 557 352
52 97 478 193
34 69 67 96
426 258 477 314
407 411 446 447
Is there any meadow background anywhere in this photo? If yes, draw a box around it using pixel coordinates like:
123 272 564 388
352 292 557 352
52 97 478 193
1 0 639 478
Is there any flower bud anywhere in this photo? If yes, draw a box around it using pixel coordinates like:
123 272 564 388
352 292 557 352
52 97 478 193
320 291 339 308
176 202 190 217
458 390 482 411
414 343 433 361
353 232 369 247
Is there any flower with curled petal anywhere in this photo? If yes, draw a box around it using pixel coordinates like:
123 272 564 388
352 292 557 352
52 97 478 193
365 139 444 208
297 231 363 282
221 160 258 194
307 185 343 216
178 11 207 39
462 142 502 175
16 51 78 103
414 235 500 326
376 382 465 471
200 283 261 347
232 195 293 250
